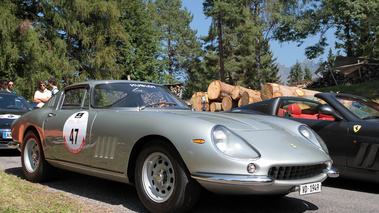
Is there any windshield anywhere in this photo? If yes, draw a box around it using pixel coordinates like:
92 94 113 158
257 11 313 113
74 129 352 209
336 95 379 119
0 93 33 111
93 83 189 109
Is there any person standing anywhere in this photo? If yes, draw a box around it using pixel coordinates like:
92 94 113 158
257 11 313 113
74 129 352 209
34 81 51 108
6 80 16 94
48 77 59 96
0 79 7 92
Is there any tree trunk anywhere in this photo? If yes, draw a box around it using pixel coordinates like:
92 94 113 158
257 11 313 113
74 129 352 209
238 91 262 106
190 92 209 111
221 96 237 111
261 83 320 100
231 85 260 100
210 102 222 112
207 80 234 101
217 12 225 82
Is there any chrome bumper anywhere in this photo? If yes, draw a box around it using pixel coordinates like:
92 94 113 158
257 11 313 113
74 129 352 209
325 168 339 178
7 141 20 149
192 173 274 186
192 168 339 186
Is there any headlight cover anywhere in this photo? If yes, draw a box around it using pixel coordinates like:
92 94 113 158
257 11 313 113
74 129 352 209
299 125 329 154
212 125 260 160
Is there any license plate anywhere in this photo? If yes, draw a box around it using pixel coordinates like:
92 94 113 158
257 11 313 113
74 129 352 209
299 182 322 195
2 132 12 139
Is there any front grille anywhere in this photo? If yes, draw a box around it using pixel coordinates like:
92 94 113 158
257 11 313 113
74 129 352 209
268 164 327 180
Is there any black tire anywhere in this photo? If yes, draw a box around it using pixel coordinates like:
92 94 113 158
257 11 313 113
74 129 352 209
135 140 201 213
21 131 53 182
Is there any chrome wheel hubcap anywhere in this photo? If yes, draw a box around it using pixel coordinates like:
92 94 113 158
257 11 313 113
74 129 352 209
24 139 39 173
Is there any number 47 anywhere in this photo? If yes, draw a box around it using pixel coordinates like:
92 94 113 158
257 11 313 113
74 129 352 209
69 128 79 144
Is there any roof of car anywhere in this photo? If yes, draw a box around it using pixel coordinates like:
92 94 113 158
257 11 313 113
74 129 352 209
69 80 161 87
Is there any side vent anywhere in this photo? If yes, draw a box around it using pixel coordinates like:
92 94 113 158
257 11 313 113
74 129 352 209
94 136 118 159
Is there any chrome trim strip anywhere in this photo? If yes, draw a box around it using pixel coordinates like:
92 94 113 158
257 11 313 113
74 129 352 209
191 173 274 186
46 159 130 184
325 168 339 178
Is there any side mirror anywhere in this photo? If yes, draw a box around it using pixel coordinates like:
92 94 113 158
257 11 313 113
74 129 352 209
319 105 344 121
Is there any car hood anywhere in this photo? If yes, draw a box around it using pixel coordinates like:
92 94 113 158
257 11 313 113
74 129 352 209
157 110 329 163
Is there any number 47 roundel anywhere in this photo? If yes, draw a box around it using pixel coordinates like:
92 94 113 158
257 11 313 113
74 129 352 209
63 111 89 154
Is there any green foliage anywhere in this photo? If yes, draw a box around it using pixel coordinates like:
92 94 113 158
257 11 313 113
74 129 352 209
1 0 375 102
314 80 379 101
304 65 312 81
287 61 304 85
202 0 281 90
273 0 379 60
154 0 201 83
118 0 167 83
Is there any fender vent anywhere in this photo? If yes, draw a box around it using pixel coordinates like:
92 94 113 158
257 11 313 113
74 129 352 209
94 136 118 159
268 164 327 180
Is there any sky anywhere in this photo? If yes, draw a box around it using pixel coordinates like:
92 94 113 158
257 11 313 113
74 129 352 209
181 0 336 68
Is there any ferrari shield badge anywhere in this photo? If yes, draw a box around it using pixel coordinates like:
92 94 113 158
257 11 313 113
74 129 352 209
353 125 361 133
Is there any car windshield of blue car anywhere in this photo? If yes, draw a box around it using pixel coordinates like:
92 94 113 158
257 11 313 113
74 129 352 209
93 83 190 109
336 96 379 119
0 93 33 111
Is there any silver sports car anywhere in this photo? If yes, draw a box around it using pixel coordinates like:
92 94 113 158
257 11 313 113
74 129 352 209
10 80 338 213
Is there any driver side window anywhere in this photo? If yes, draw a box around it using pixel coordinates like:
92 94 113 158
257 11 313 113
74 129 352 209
61 87 89 110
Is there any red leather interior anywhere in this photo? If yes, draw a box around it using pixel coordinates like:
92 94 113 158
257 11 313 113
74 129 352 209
318 113 335 120
288 104 302 115
278 108 287 116
278 104 334 120
287 104 318 119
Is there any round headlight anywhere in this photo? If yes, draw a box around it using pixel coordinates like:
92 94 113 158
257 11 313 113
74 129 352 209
299 125 329 153
212 125 260 160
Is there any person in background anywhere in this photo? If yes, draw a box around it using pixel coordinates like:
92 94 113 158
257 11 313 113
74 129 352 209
33 80 51 108
6 80 16 94
48 77 59 96
0 79 7 92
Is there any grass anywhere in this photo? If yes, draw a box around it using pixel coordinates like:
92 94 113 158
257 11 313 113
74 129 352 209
312 80 379 102
0 171 107 212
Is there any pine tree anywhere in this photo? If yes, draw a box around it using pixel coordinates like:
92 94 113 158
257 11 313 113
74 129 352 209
117 0 166 83
273 0 379 60
154 0 200 83
288 61 304 85
304 65 312 81
203 0 281 89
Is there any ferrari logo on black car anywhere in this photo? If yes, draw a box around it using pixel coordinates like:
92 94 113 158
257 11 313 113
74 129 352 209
353 125 361 133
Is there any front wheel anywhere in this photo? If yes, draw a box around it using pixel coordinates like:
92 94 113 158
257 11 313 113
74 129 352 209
135 141 201 213
21 131 53 182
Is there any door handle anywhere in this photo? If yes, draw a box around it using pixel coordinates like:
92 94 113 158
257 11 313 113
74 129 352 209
48 113 56 117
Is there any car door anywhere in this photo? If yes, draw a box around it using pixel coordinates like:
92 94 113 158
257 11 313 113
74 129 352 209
277 99 349 167
347 120 379 171
43 86 96 165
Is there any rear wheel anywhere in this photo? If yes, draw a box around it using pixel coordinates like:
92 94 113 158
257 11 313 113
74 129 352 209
135 140 201 213
21 131 53 182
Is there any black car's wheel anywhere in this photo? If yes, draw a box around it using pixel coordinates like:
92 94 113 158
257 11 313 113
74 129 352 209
135 141 201 213
21 131 52 182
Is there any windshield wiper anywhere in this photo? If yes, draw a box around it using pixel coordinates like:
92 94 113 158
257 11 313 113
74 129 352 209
140 102 177 111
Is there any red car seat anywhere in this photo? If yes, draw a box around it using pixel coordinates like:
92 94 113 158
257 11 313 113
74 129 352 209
288 104 302 117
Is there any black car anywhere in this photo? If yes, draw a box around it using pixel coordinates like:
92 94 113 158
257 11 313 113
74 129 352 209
228 93 379 182
0 92 33 149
